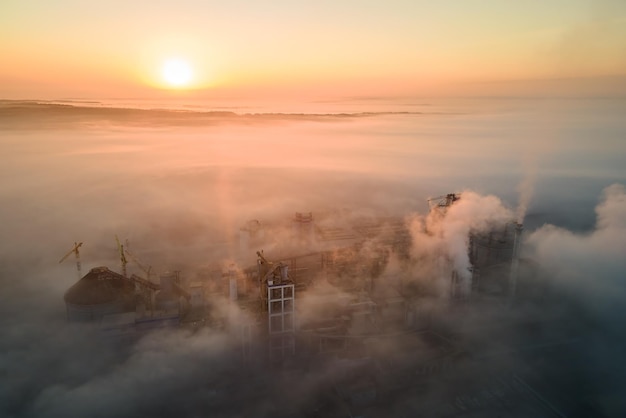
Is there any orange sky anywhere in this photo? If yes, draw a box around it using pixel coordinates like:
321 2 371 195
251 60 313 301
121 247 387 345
1 0 625 99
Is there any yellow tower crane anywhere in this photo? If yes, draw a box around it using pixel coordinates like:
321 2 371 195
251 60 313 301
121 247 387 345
427 193 460 211
59 242 83 279
115 235 128 278
124 239 153 280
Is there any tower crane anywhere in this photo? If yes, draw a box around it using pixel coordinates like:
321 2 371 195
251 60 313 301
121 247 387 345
120 239 159 314
115 235 128 278
427 193 460 211
123 239 153 280
59 242 83 279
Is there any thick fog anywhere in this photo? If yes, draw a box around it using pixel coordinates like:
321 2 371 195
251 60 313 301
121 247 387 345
1 97 625 417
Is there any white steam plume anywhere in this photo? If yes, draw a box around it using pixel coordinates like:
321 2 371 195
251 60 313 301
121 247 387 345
515 160 537 224
442 191 514 278
409 191 513 296
526 183 626 314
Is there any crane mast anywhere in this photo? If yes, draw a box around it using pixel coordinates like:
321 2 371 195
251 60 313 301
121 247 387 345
124 240 153 280
59 242 83 279
115 235 128 278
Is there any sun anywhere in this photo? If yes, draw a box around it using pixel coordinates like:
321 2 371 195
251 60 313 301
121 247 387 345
161 58 193 87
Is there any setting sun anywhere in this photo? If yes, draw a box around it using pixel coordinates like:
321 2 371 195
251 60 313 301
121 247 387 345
162 58 193 88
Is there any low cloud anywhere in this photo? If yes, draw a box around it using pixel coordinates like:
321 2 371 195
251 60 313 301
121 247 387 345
1 100 625 416
527 183 626 316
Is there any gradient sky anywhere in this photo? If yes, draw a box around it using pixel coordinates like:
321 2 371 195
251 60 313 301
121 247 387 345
1 0 625 99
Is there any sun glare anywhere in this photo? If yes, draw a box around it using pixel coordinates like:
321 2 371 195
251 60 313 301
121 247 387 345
162 58 193 87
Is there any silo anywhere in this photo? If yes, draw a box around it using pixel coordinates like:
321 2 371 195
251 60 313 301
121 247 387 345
154 271 180 313
228 265 238 302
64 266 135 323
154 291 180 313
470 223 516 270
469 222 517 296
159 271 177 293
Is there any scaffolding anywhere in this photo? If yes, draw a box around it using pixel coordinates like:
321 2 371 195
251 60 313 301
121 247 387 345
268 282 295 359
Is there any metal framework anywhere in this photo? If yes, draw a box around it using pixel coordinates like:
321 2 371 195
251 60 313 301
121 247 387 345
268 282 295 359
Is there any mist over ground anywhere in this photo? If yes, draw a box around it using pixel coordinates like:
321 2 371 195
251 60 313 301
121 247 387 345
1 96 625 417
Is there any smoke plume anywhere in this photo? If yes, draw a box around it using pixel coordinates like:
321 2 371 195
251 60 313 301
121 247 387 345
2 97 625 416
526 183 626 316
515 160 537 224
408 191 513 296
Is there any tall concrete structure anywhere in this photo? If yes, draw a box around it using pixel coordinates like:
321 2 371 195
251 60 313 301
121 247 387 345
257 251 296 361
268 279 295 360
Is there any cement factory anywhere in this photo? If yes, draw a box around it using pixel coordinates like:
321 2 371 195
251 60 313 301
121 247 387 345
60 194 526 330
58 193 570 417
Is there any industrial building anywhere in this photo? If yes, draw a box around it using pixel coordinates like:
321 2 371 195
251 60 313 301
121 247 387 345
470 220 524 299
64 266 135 322
59 193 572 417
62 192 529 341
